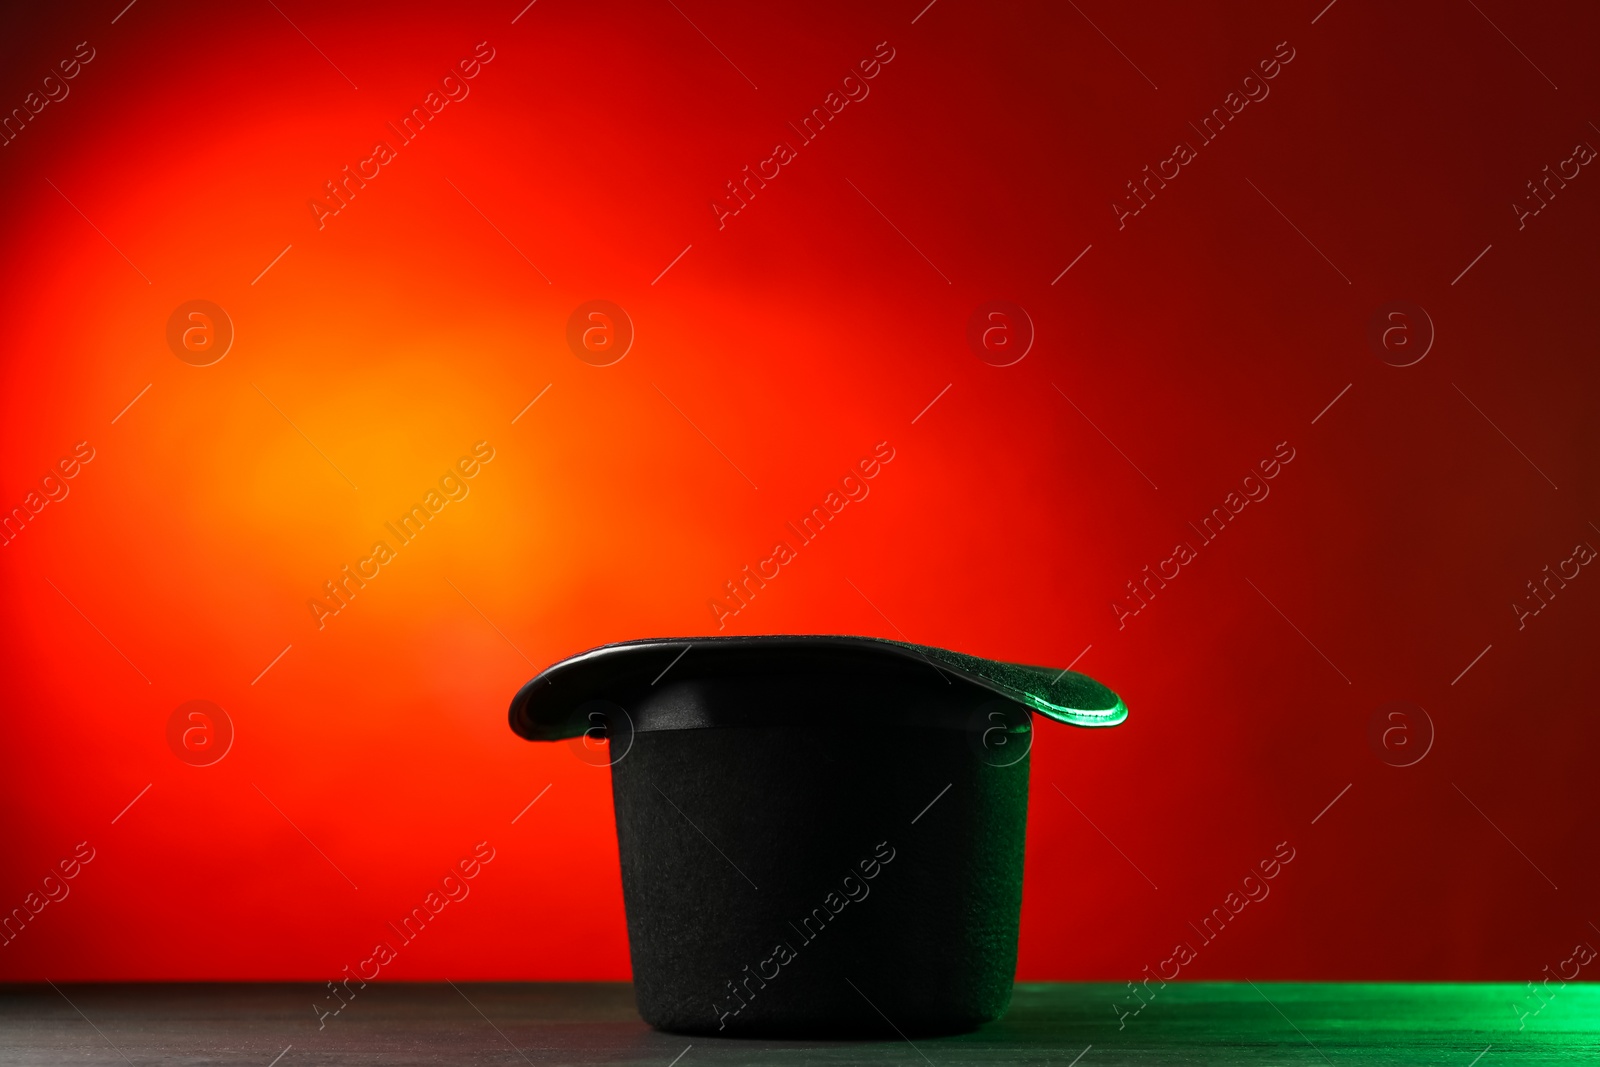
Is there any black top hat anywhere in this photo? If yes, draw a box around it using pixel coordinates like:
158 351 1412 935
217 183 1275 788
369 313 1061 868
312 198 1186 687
508 635 1126 1037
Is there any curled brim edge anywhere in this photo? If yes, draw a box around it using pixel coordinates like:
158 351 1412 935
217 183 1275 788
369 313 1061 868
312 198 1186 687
508 634 1127 741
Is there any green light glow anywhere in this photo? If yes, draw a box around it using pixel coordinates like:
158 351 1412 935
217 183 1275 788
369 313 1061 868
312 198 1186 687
511 635 1131 741
1022 691 1128 728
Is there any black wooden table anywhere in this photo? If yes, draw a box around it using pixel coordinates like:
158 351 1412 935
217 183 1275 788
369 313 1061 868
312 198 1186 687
1 982 1592 1065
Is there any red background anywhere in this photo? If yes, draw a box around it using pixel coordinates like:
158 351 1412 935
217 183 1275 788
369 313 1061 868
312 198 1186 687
2 0 1597 984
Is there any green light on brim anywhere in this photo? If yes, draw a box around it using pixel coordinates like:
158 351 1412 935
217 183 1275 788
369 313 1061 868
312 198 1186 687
1023 691 1128 728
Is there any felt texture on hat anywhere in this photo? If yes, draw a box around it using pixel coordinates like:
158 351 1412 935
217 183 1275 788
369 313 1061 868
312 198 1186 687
611 721 1028 1036
509 635 1126 741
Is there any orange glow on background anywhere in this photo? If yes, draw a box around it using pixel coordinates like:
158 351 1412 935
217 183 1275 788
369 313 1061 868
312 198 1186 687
3 0 1598 982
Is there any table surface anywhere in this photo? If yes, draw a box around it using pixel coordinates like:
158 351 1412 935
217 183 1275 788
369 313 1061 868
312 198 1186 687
0 982 1593 1065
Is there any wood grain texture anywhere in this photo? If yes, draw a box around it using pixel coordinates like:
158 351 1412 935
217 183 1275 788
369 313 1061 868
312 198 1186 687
0 982 1593 1065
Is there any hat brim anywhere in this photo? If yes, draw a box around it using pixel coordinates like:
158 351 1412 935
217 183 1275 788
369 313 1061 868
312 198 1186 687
507 634 1126 741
